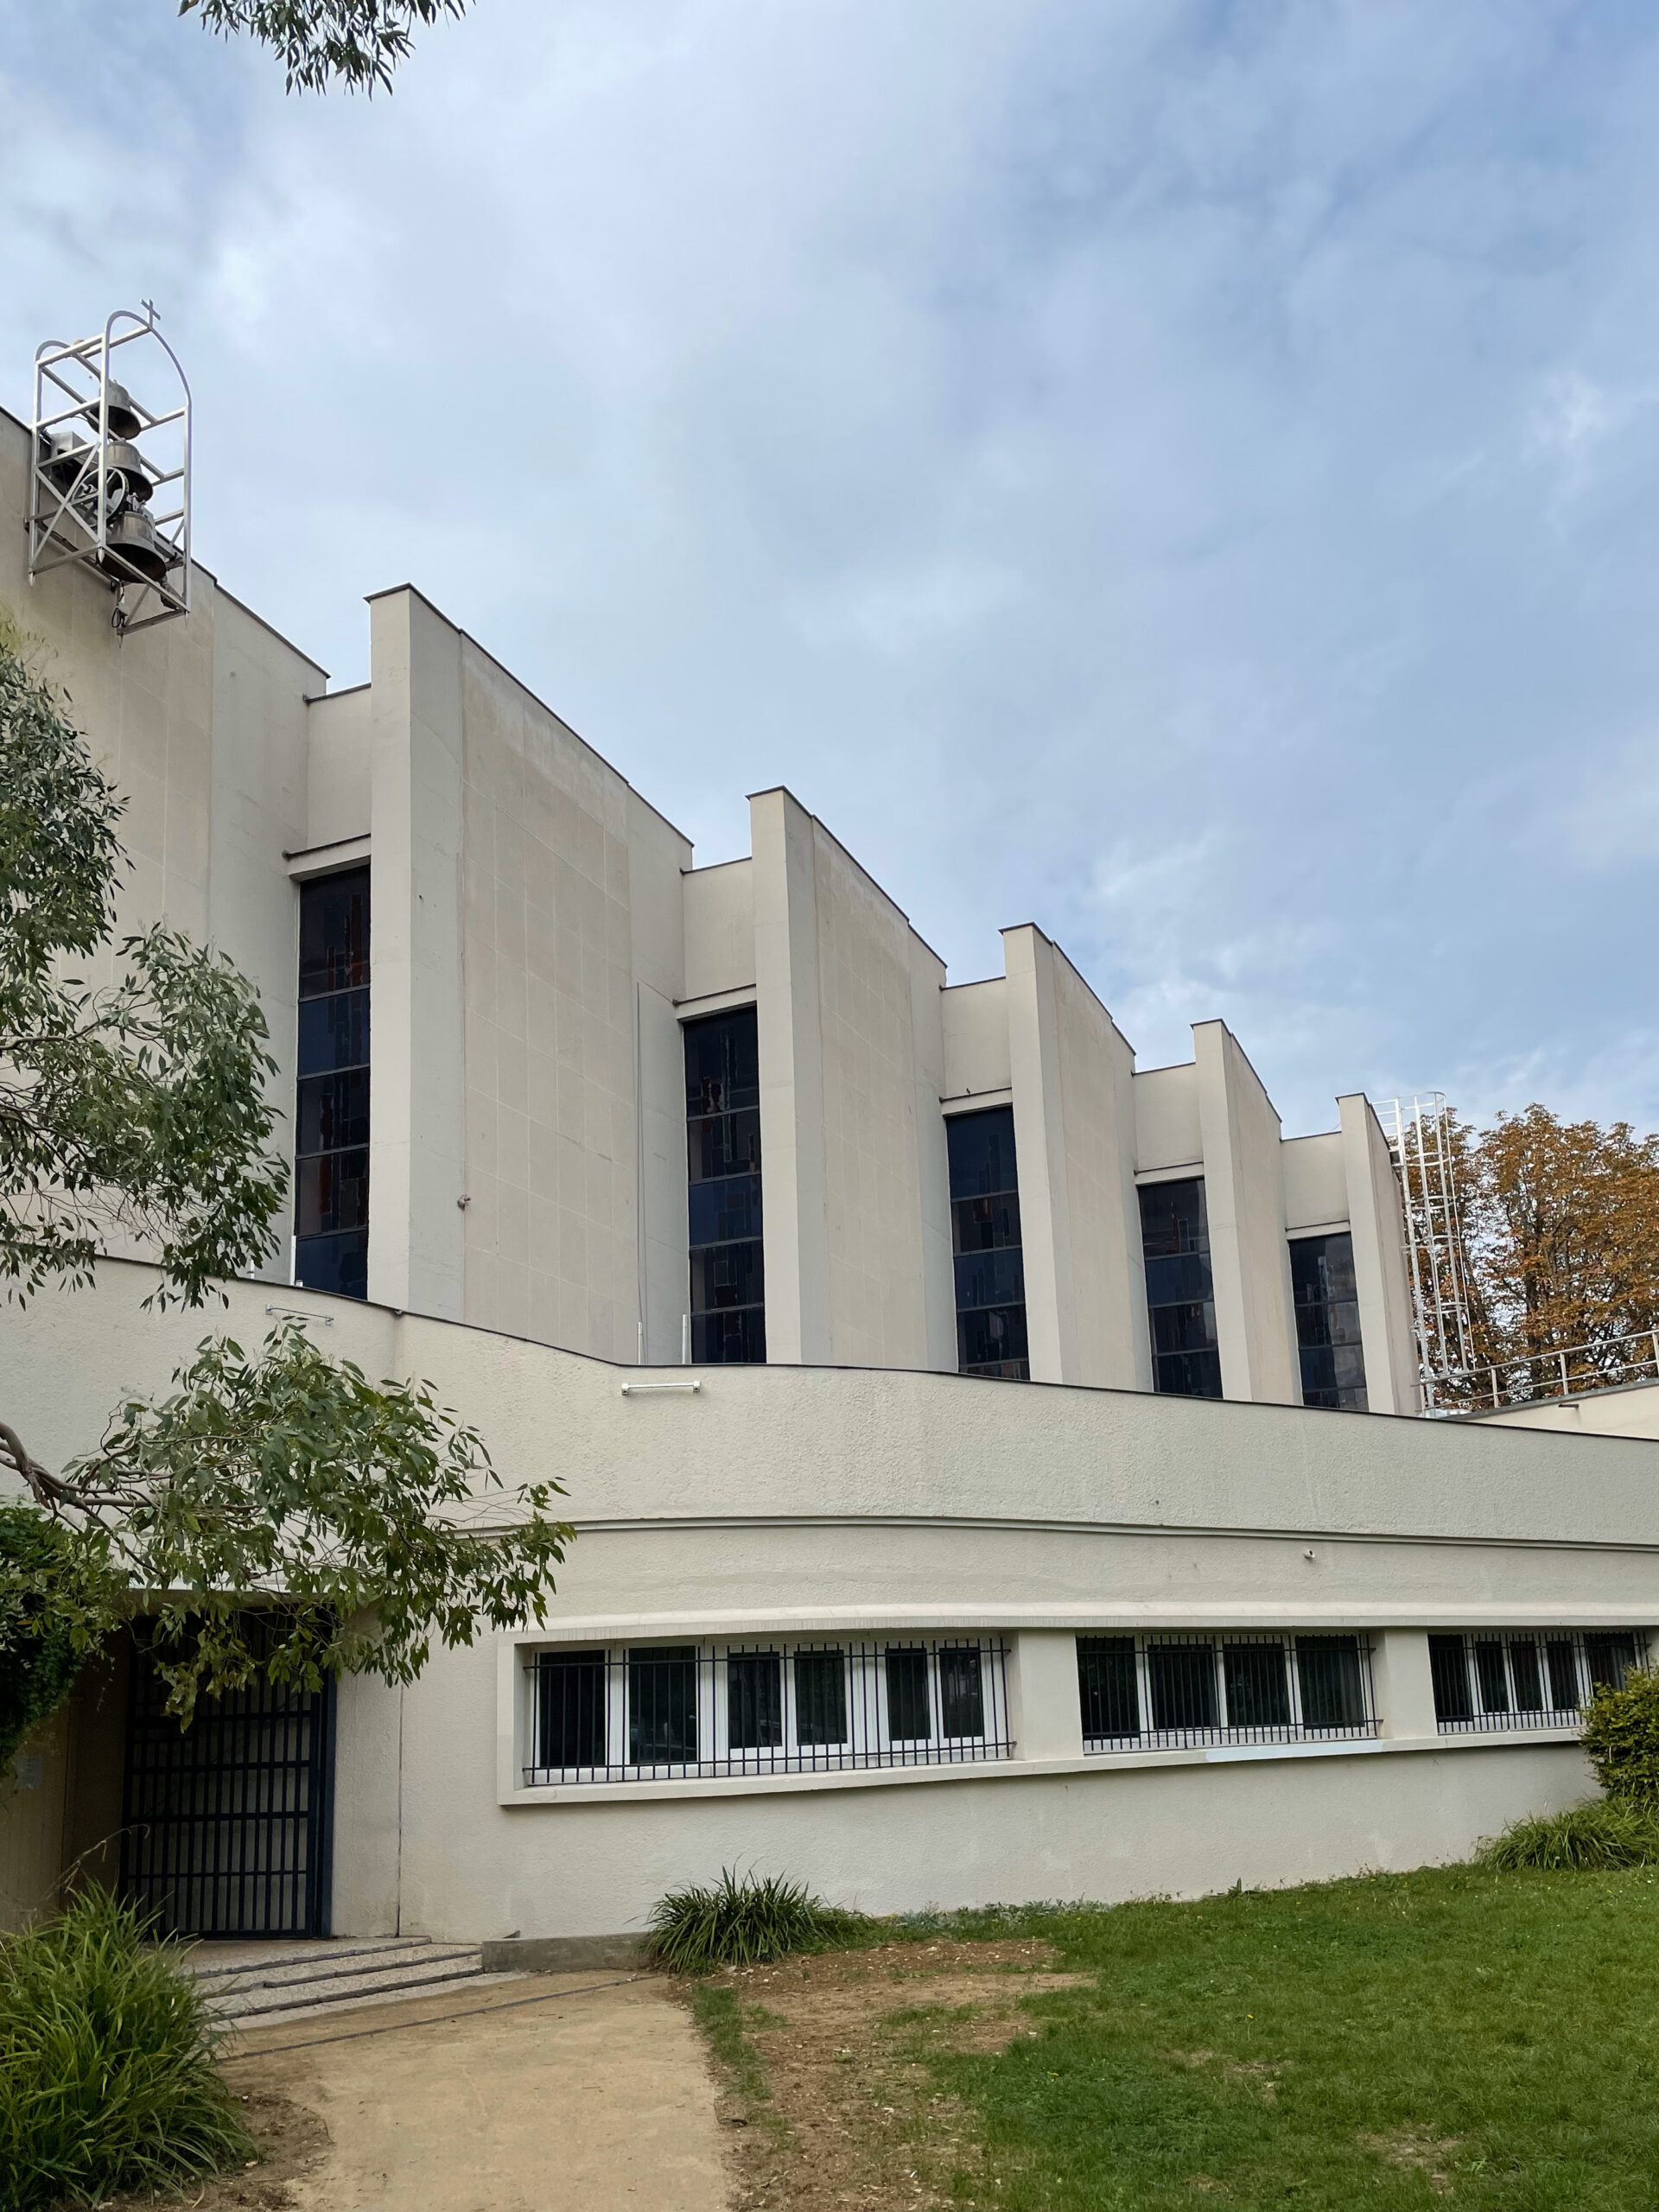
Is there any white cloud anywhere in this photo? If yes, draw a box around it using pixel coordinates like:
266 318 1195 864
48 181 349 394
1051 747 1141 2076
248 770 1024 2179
2 0 1658 1132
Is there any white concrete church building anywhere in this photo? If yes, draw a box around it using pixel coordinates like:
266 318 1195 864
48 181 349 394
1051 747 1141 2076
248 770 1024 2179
4 339 1656 1949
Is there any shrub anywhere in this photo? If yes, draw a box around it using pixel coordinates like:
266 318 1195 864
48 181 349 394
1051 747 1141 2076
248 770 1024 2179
0 1503 91 1769
0 1886 254 2209
646 1867 858 1973
1478 1798 1659 1872
1580 1667 1659 1805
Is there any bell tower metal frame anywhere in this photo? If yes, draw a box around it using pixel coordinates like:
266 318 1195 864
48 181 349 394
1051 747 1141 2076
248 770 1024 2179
28 305 192 637
1376 1092 1478 1413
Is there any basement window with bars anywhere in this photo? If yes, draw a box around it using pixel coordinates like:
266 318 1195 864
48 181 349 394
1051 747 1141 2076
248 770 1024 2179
524 1637 1013 1785
1077 1631 1378 1751
1428 1629 1647 1733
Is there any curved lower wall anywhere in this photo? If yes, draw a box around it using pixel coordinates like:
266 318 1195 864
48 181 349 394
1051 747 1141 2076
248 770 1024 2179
332 1637 1597 1940
6 1265 1655 1940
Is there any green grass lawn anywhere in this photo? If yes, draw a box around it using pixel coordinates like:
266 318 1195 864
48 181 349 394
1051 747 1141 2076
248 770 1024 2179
909 1867 1659 2210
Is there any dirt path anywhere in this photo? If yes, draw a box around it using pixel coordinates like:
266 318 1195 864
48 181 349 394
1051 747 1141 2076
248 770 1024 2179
216 1970 732 2212
697 1939 1088 2211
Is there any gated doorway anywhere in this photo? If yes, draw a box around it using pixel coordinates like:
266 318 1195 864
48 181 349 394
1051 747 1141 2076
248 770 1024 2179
119 1630 335 1937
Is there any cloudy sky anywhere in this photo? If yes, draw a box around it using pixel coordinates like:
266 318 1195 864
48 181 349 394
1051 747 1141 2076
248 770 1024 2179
3 0 1656 1135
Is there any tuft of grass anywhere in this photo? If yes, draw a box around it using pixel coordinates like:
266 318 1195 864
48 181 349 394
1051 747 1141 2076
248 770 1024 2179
690 1980 778 2107
0 1885 255 2210
1478 1796 1659 1870
646 1866 861 1973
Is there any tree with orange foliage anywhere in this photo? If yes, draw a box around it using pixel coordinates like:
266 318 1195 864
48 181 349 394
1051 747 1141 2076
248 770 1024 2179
1475 1109 1659 1370
1415 1106 1659 1401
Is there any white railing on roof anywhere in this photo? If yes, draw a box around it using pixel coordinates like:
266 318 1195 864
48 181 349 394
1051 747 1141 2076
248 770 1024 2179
1449 1325 1659 1414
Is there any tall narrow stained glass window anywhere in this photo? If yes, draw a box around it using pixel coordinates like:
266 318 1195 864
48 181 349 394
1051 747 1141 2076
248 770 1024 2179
1289 1231 1368 1411
684 1007 766 1363
294 867 369 1298
1139 1176 1221 1398
947 1107 1028 1379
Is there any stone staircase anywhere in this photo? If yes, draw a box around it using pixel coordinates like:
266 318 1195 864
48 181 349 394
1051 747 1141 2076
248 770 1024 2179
186 1936 502 2030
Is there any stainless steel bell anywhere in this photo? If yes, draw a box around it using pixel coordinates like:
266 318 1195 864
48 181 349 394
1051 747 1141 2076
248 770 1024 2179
101 505 175 585
103 439 156 505
84 378 143 440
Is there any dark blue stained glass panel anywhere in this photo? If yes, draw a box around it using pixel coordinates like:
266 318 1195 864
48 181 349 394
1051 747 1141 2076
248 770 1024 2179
946 1108 1019 1200
690 1239 765 1313
1142 1249 1214 1307
689 1107 762 1185
296 1069 370 1157
295 1150 370 1237
687 1173 763 1248
298 868 369 999
1151 1300 1220 1356
1153 1347 1223 1399
951 1192 1020 1253
953 1246 1026 1313
1139 1176 1210 1257
690 1307 767 1364
685 1010 759 1116
296 1229 368 1300
957 1303 1028 1373
297 988 369 1078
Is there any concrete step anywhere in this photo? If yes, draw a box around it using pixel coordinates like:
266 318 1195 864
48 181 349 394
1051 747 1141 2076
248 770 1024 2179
188 1937 493 2025
197 1939 481 1996
189 1936 435 1985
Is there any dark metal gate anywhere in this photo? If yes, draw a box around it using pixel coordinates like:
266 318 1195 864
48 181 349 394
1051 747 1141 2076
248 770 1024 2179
120 1633 334 1937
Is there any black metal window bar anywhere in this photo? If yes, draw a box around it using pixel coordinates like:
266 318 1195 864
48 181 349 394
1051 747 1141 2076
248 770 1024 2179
1429 1629 1648 1734
524 1638 1014 1785
1077 1631 1378 1752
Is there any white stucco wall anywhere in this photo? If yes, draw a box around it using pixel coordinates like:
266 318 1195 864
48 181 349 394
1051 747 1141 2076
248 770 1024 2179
1133 1060 1204 1173
1003 925 1076 1385
1196 1022 1300 1406
305 684 372 850
1339 1092 1421 1415
1469 1381 1659 1440
378 599 697 1363
940 976 1012 1103
1281 1132 1348 1232
366 588 467 1320
751 789 950 1371
812 812 936 1369
1051 944 1147 1389
909 936 957 1374
681 858 754 1004
7 1262 1656 1939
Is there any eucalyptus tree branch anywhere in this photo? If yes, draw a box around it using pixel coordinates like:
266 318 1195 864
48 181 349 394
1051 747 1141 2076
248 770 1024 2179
9 1323 571 1722
179 0 471 92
